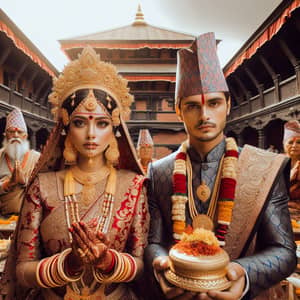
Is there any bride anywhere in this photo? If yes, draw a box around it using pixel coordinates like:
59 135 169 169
5 47 149 300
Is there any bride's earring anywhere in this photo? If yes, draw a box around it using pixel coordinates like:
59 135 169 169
63 135 77 165
105 136 119 166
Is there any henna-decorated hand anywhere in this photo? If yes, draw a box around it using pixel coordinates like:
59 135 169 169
71 222 113 271
65 227 85 275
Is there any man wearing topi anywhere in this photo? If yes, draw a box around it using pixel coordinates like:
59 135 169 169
145 32 296 299
0 108 40 216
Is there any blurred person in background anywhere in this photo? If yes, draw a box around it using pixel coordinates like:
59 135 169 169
0 108 40 216
137 129 156 174
283 120 300 220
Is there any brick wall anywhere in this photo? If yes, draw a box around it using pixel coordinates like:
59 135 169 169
154 146 172 159
153 131 187 159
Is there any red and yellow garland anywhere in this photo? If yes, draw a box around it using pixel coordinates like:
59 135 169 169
172 138 239 246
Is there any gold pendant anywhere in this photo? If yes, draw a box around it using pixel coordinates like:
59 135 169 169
192 214 214 231
196 181 211 202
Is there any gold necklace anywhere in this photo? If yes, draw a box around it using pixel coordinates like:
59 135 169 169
71 165 110 206
186 154 224 231
64 165 116 241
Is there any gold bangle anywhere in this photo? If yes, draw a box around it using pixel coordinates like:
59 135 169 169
111 251 124 282
93 249 120 283
46 256 60 287
36 258 50 288
123 254 137 282
92 250 138 284
57 248 82 282
51 255 65 286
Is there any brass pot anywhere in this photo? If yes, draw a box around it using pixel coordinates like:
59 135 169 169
165 248 231 292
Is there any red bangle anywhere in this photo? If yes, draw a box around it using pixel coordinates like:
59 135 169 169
124 253 137 281
101 250 115 274
39 258 48 287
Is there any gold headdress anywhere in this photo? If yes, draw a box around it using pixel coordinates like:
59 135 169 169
49 46 133 120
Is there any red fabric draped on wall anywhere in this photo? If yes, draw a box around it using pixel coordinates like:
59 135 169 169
224 0 300 77
0 21 55 77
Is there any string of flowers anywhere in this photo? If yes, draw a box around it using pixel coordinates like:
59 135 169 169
171 142 188 241
215 138 238 246
171 138 239 246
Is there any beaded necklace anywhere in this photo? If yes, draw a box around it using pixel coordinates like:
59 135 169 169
172 137 239 246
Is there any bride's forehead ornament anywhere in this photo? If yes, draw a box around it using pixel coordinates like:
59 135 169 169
84 89 98 111
48 46 133 123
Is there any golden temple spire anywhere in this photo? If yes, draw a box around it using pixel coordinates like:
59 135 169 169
133 4 146 26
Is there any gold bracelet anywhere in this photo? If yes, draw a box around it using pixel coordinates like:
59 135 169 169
57 248 83 283
123 254 137 282
92 250 137 283
111 251 125 282
93 249 120 283
44 256 57 287
51 254 66 286
36 258 50 288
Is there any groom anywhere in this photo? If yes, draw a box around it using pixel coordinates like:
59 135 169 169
145 32 296 299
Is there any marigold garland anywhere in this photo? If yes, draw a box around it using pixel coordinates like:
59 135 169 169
171 138 239 246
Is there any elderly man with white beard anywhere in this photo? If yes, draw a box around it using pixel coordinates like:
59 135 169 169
0 108 40 216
